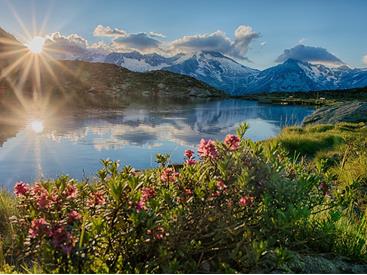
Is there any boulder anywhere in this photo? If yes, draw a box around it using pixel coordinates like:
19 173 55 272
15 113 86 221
303 101 367 125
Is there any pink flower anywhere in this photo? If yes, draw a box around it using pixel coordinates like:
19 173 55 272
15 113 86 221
184 149 194 159
185 159 197 165
50 226 77 255
88 191 106 207
29 218 48 238
64 184 78 199
136 187 156 212
14 181 29 196
224 134 240 151
239 195 255 207
153 226 165 240
184 188 193 196
198 139 218 159
160 168 179 183
216 180 227 191
68 210 82 223
142 187 156 200
135 200 146 212
37 194 51 209
31 184 51 209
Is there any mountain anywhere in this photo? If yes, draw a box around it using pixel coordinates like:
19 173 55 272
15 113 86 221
0 27 25 70
75 50 259 95
245 59 367 93
163 51 259 95
104 51 183 72
73 49 367 95
8 24 365 95
0 27 224 112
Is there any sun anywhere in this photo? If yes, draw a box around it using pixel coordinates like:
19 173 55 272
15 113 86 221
26 36 45 54
29 120 44 133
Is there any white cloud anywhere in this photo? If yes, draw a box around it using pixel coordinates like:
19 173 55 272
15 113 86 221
93 25 127 37
46 32 88 49
169 25 260 59
113 33 162 52
45 24 260 59
148 32 166 38
276 44 344 66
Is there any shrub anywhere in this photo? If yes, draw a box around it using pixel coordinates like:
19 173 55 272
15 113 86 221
1 122 367 273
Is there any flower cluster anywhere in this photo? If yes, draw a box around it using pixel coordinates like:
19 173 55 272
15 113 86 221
14 181 30 196
49 225 78 255
28 218 48 238
198 139 218 159
13 181 83 257
239 195 255 207
87 190 106 207
184 149 197 165
136 187 156 212
224 134 241 151
160 168 179 183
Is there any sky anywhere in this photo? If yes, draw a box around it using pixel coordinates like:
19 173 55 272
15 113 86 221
0 0 366 69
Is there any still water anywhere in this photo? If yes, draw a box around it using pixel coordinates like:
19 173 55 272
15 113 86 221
0 99 313 188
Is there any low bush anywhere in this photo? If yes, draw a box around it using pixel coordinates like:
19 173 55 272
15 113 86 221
1 123 367 273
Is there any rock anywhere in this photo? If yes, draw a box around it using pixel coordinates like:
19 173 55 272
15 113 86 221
188 88 213 97
303 101 367 125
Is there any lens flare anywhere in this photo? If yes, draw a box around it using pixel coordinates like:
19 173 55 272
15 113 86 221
29 120 44 133
26 36 45 54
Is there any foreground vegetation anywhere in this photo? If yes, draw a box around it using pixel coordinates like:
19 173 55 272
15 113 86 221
1 122 367 273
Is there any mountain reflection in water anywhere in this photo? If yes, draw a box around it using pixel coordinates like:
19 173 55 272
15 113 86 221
0 99 313 188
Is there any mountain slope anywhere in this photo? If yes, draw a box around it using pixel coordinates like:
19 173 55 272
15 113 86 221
163 51 259 95
0 27 225 111
104 51 183 72
77 49 367 95
245 59 367 93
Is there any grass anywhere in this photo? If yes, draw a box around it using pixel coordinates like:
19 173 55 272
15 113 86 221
269 122 367 159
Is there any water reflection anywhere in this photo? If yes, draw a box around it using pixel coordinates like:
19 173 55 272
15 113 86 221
0 99 313 187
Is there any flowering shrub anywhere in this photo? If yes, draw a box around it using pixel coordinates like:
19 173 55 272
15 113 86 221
2 122 367 273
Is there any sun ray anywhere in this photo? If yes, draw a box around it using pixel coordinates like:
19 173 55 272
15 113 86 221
0 51 31 79
5 0 33 42
0 47 28 58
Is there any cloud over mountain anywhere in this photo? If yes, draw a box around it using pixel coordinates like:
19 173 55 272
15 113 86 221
113 33 162 52
170 25 259 60
275 44 344 66
92 25 164 53
93 25 127 37
45 32 88 49
44 32 109 60
43 24 260 59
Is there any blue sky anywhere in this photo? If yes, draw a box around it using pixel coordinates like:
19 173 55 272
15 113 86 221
0 0 366 69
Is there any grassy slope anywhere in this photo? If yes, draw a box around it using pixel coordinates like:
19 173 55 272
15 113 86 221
268 122 367 206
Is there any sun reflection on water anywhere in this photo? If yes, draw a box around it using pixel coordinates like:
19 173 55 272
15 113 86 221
29 119 44 133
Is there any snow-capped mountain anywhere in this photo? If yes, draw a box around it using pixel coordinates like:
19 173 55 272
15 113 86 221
163 51 259 95
46 42 367 95
104 51 184 72
245 59 367 93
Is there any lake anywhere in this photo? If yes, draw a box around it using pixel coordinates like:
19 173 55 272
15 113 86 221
0 99 313 188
